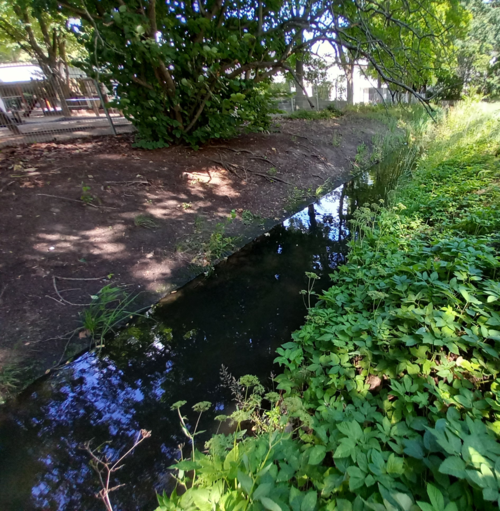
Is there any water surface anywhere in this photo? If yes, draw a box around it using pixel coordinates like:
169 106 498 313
0 157 401 510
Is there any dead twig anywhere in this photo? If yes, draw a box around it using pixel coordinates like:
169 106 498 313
0 181 15 193
55 276 109 281
52 276 92 306
0 284 7 301
105 180 150 186
251 172 292 185
37 193 99 208
211 145 277 166
37 194 116 210
83 430 152 511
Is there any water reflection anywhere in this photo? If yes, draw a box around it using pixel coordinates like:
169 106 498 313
0 158 402 510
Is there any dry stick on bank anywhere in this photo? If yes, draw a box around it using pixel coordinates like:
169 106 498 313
83 430 152 511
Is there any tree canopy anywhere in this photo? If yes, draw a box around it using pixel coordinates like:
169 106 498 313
13 0 465 146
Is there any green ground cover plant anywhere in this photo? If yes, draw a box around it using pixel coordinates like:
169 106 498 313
156 102 500 511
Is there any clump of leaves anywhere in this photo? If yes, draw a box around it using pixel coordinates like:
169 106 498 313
241 210 263 225
80 183 94 204
203 223 235 262
332 132 342 147
82 285 143 348
0 364 21 405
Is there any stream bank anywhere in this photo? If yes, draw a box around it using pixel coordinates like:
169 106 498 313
0 150 406 510
0 109 403 398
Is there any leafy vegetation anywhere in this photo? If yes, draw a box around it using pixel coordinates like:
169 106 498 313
82 285 144 348
48 0 467 146
157 102 500 511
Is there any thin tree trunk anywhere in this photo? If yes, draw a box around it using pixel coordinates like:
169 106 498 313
346 63 354 105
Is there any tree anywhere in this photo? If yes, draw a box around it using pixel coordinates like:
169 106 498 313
55 0 466 147
457 0 500 98
0 0 84 116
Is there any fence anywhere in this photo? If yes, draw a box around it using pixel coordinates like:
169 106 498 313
0 77 134 147
277 96 347 113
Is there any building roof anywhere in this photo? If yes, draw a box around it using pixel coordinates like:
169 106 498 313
0 62 86 83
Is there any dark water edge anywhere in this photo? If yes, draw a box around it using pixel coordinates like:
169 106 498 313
0 153 405 511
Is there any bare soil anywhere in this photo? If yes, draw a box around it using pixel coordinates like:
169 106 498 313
0 113 391 393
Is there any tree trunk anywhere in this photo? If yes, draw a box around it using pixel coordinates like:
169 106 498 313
346 63 354 105
48 73 72 117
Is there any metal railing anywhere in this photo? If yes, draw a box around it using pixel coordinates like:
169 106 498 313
0 77 134 146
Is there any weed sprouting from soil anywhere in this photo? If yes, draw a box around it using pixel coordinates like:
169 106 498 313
82 285 144 348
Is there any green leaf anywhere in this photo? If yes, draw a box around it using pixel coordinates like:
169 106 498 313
253 483 273 501
347 466 366 491
237 471 253 495
336 499 353 511
481 464 497 489
277 463 296 482
261 497 282 511
301 491 317 511
386 453 405 475
438 456 466 478
416 502 435 511
169 460 201 471
403 439 425 459
467 469 487 488
308 445 327 465
427 484 444 510
483 487 499 501
334 438 356 458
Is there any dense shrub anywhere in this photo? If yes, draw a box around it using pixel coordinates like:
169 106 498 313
157 102 500 511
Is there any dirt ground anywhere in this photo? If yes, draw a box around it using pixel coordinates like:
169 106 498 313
0 112 390 394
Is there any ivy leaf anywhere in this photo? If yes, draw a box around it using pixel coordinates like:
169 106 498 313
308 445 327 465
438 456 466 478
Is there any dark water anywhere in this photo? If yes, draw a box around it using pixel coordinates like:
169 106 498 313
0 157 402 511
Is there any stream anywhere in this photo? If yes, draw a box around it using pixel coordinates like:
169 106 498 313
0 155 403 510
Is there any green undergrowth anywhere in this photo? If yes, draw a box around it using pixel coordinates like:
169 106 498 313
157 102 500 511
